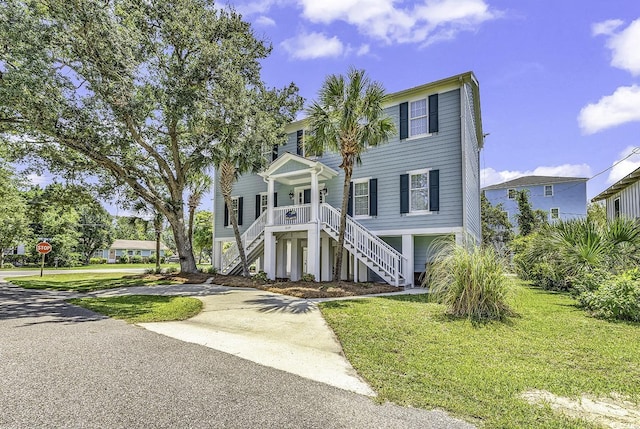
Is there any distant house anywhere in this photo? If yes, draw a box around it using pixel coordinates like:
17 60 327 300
96 239 169 263
483 176 588 225
592 166 640 221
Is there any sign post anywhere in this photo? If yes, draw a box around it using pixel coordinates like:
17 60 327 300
36 242 52 277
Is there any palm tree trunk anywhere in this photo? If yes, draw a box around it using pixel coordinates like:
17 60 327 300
223 193 250 277
333 167 353 281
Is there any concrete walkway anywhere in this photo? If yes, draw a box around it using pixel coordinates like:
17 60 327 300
89 283 427 396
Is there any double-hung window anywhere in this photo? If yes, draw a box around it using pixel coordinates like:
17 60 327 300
544 185 553 197
410 99 428 136
410 171 430 212
353 180 369 217
550 208 559 219
508 189 516 199
259 193 268 214
226 197 239 227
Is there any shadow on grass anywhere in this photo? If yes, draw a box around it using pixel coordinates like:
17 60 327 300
9 275 175 292
69 295 177 322
245 295 316 314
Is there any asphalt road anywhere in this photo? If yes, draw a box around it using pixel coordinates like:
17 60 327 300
0 284 474 429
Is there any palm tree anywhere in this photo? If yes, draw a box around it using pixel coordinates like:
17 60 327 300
306 68 395 281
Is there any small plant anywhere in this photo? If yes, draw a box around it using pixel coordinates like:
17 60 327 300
579 268 640 321
162 267 178 274
252 271 268 282
131 255 143 264
423 238 513 321
148 255 157 264
1 263 15 269
119 255 130 264
300 273 315 282
205 266 218 274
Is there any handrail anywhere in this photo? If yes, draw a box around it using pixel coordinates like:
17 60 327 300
221 210 267 274
320 203 407 285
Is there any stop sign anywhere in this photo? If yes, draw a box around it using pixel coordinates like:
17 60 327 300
36 242 52 254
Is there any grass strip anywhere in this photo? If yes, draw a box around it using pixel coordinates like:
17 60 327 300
320 281 640 428
6 272 182 292
68 295 203 323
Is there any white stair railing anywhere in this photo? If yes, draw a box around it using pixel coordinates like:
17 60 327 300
320 203 406 286
221 210 267 274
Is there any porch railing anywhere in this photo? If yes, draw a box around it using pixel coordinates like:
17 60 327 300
320 203 407 286
272 204 311 225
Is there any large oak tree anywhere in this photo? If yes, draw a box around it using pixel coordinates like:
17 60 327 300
0 0 300 273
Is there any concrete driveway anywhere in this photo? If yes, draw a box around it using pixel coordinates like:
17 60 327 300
0 282 472 428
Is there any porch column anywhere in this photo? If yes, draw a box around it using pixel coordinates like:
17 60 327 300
213 240 222 270
321 235 331 281
289 238 300 281
340 248 349 281
276 237 286 278
267 178 275 225
402 234 414 287
353 253 359 283
307 224 321 281
264 231 276 280
310 170 319 222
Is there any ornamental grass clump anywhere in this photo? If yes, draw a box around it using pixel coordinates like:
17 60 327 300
423 239 513 321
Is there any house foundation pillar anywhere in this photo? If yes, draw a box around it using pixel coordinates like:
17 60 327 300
264 231 276 280
402 234 414 287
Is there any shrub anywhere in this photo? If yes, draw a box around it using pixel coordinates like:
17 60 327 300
89 257 107 265
579 269 640 322
131 255 143 264
1 263 15 269
162 266 178 274
300 273 315 282
423 239 513 321
252 271 268 282
119 255 130 264
205 266 218 274
148 255 157 264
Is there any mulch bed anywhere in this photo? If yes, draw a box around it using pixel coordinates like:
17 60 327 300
165 272 400 299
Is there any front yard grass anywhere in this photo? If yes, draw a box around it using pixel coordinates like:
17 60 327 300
69 295 203 323
320 280 640 428
6 272 185 292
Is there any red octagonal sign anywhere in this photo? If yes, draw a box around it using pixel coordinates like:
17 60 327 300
36 242 52 254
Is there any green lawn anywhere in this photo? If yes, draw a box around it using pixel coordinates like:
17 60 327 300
69 295 203 323
320 281 640 428
6 272 183 292
0 263 182 271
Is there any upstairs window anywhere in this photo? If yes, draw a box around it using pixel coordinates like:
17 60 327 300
544 185 553 197
614 198 620 219
410 99 428 136
354 180 369 217
508 189 516 199
410 171 430 212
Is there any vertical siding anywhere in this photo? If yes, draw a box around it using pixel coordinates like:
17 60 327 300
462 83 481 242
606 180 640 220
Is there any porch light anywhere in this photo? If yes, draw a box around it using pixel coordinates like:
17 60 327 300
289 190 294 200
321 188 328 196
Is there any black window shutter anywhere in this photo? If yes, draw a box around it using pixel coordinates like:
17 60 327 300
237 197 243 226
303 189 311 204
274 192 278 207
255 194 261 219
224 201 229 226
400 174 409 214
429 170 440 211
369 178 378 216
347 182 353 216
428 94 439 133
272 144 278 162
296 130 304 156
399 102 408 140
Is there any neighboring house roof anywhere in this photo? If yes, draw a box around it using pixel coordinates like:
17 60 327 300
592 166 640 202
109 239 169 251
482 175 588 191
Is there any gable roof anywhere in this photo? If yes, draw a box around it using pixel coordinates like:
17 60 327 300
258 152 339 185
482 176 588 191
592 166 640 202
109 239 169 251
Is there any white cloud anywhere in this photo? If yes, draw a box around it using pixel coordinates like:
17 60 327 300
592 19 623 36
356 44 370 56
578 85 640 134
607 146 640 184
27 173 50 186
235 0 284 16
481 164 592 188
298 0 497 45
255 15 276 26
595 18 640 75
280 32 344 59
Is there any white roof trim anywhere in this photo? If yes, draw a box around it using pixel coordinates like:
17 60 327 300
258 152 339 185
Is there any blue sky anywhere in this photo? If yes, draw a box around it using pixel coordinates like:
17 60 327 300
24 0 640 208
231 0 640 200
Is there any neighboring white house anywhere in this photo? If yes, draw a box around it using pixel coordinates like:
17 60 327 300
592 166 640 221
213 71 484 287
95 239 169 263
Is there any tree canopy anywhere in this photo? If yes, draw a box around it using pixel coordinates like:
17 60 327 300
0 0 300 272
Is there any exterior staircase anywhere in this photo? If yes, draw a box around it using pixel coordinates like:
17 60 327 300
220 204 408 286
